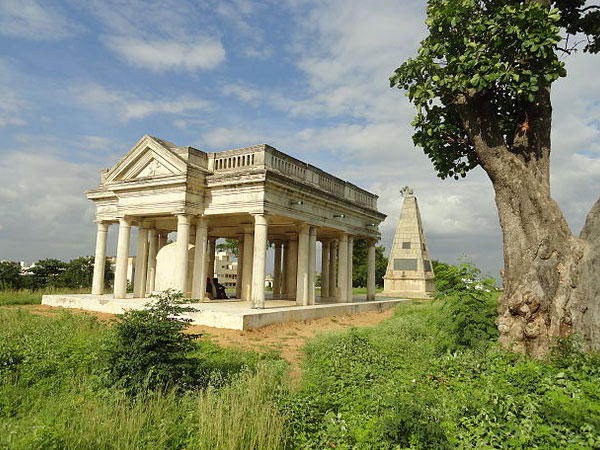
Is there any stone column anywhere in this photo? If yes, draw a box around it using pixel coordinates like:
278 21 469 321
281 241 288 297
242 228 254 301
367 239 376 301
235 237 243 299
114 217 131 299
329 240 338 299
296 224 310 306
273 241 282 298
175 214 191 295
191 217 208 299
348 236 354 302
308 227 317 305
337 233 348 302
92 221 109 295
158 231 168 250
320 240 330 299
207 237 217 279
286 236 298 300
146 228 158 295
133 225 149 298
347 236 354 302
251 214 269 308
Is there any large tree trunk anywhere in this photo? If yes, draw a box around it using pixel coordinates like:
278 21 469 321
455 88 600 356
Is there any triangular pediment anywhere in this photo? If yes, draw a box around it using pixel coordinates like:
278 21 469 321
104 135 188 183
135 159 173 178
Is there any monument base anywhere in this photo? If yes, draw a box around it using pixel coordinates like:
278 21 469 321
382 277 435 300
41 294 410 330
378 291 434 300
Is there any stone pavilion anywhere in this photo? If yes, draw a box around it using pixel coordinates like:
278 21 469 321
85 135 387 309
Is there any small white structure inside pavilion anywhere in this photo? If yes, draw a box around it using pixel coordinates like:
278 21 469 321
87 135 386 308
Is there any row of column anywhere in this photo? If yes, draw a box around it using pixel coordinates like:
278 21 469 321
269 232 377 304
92 218 172 298
91 216 377 306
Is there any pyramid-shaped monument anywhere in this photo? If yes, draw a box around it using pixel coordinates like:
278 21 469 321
382 187 435 298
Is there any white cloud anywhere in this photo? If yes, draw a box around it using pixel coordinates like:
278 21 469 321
221 83 262 103
103 36 225 72
215 0 272 60
71 83 210 123
0 0 82 41
279 0 426 121
201 127 267 149
0 89 27 127
84 0 226 72
0 148 98 262
80 135 115 151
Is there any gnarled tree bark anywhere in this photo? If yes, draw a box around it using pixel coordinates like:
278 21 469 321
455 87 600 356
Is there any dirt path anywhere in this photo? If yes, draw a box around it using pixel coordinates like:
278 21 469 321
4 304 396 378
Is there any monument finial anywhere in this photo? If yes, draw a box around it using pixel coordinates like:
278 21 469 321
400 186 413 197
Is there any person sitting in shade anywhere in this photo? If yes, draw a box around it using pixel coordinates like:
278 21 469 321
205 277 216 300
213 277 228 299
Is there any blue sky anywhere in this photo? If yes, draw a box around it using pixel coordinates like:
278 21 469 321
1 0 599 280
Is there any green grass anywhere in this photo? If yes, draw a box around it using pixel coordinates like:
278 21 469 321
2 296 599 449
0 308 288 449
352 286 384 295
0 287 90 306
284 301 600 449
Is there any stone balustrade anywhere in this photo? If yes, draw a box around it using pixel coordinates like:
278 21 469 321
209 145 377 209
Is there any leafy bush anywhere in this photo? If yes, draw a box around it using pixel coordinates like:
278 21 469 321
105 290 203 394
434 260 499 353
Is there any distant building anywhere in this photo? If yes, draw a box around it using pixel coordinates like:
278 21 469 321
214 251 237 288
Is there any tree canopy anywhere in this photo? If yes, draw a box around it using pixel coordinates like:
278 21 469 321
390 0 598 180
352 240 387 288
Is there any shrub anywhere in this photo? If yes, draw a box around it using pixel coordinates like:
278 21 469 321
104 290 202 394
434 260 499 353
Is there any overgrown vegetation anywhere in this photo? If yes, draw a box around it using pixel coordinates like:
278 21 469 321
433 260 500 353
284 301 600 449
0 303 286 449
1 261 598 448
105 290 203 394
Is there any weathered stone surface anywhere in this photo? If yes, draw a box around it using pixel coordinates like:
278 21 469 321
381 189 435 298
154 243 195 296
86 135 387 309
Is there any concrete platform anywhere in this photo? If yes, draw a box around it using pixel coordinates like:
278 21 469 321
41 294 409 330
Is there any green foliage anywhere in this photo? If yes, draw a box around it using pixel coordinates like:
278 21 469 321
554 1 600 53
434 260 499 353
59 256 112 289
284 301 600 449
27 258 67 289
0 309 108 397
0 308 287 449
0 287 92 306
105 290 203 394
216 238 239 256
0 261 21 289
4 256 112 292
389 0 599 180
352 239 388 288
